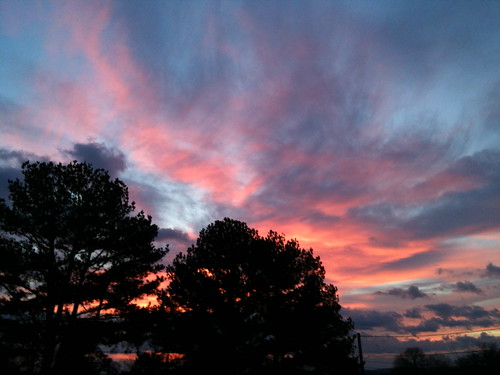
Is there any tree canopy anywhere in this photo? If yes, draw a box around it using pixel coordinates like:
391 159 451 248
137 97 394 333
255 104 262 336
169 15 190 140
0 161 167 374
161 218 355 374
392 345 500 375
0 162 356 374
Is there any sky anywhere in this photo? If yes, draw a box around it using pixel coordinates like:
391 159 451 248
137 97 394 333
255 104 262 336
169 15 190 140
1 0 500 368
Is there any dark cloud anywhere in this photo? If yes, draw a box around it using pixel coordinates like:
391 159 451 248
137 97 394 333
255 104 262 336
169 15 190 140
453 281 483 294
64 142 126 176
0 148 46 200
156 228 190 243
404 307 423 319
346 309 404 333
348 304 500 337
0 166 21 200
0 148 44 166
486 263 500 278
413 317 496 332
406 317 443 334
425 303 497 320
376 285 428 299
423 303 457 319
400 304 500 333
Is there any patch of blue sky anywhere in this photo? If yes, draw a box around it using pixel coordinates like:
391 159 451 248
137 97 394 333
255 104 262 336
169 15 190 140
120 167 215 234
441 235 500 256
348 278 439 296
0 33 47 104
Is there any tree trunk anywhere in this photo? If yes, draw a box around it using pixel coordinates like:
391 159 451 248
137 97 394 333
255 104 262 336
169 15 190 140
40 239 62 374
40 306 59 374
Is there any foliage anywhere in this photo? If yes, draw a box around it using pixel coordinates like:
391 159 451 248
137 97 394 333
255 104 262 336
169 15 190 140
0 161 167 374
393 347 453 375
393 344 500 375
161 218 355 374
456 344 500 375
393 347 427 374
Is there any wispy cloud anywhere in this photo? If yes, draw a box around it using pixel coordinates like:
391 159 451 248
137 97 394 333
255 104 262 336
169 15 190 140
376 285 429 300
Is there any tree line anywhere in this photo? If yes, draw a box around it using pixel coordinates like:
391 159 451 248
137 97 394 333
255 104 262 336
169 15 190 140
391 345 500 375
0 161 357 374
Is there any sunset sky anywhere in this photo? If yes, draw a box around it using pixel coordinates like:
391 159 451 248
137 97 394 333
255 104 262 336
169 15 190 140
1 0 500 368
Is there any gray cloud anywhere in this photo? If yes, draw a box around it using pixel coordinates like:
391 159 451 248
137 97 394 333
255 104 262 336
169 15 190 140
453 281 483 294
486 263 500 278
157 228 190 243
348 303 500 337
0 148 47 200
64 142 126 176
376 285 428 300
0 166 20 200
346 309 404 333
399 304 500 333
404 307 423 319
0 148 45 166
424 303 498 320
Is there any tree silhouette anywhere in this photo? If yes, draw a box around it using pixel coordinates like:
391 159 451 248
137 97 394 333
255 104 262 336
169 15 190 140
161 218 355 374
0 161 167 374
393 347 427 374
392 347 454 375
456 344 500 375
